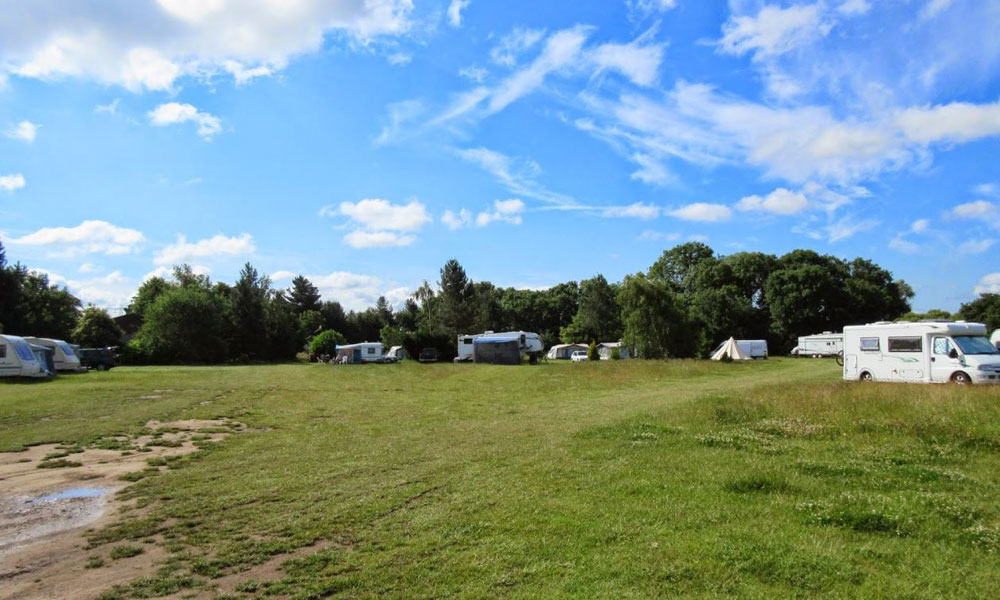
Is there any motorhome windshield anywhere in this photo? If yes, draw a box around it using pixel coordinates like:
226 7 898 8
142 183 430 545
953 336 999 355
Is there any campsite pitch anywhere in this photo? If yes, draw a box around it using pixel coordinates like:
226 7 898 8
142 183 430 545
2 359 1000 599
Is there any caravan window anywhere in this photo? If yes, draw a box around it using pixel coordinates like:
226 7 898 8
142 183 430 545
859 337 880 351
59 343 76 357
14 343 35 361
367 347 376 354
462 338 474 345
0 344 5 358
888 337 922 352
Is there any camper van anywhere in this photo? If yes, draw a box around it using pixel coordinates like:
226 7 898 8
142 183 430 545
843 321 1000 384
455 331 544 362
711 339 768 359
792 332 843 357
22 337 83 372
0 334 49 378
334 342 384 364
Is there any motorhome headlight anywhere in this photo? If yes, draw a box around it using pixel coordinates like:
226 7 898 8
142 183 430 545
977 365 994 372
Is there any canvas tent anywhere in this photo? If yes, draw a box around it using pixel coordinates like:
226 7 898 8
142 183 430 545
473 335 522 365
711 337 751 361
546 343 588 360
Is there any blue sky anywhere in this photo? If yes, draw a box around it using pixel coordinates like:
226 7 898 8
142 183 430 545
1 0 999 313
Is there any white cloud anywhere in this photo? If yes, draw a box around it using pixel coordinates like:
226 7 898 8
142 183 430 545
10 220 145 256
825 214 878 242
95 98 120 115
148 102 222 140
952 200 997 219
638 230 680 242
920 0 956 21
142 264 210 282
269 270 296 281
718 3 831 61
736 188 809 215
602 202 661 220
35 269 137 310
442 208 473 230
386 52 412 66
837 0 870 16
476 199 525 226
590 40 664 87
897 100 1000 144
456 147 575 207
957 239 997 255
0 173 26 192
0 0 414 91
974 273 1000 295
912 219 930 233
458 65 487 83
307 271 403 311
5 120 37 143
337 198 430 231
889 235 920 254
669 203 732 222
489 25 591 113
343 230 416 248
154 233 254 265
973 183 1000 198
627 0 677 20
447 0 470 27
490 27 546 67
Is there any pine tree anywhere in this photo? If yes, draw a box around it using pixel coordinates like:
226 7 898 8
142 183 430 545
288 275 322 314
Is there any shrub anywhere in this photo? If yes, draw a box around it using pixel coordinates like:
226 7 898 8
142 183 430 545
610 347 621 360
587 340 600 361
309 329 347 356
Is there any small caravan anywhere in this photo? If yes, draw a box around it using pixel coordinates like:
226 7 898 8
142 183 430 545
386 346 408 361
545 343 589 360
0 334 49 378
711 339 768 359
597 342 631 360
793 332 843 357
22 337 82 372
334 342 384 364
843 321 1000 384
456 331 544 363
992 329 1000 350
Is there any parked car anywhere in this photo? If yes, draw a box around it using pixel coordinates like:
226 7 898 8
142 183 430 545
570 350 588 362
78 347 117 371
419 347 440 363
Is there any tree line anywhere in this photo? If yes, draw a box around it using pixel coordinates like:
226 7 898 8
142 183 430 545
2 236 999 363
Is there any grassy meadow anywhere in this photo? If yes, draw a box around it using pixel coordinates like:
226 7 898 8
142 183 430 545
3 359 1000 599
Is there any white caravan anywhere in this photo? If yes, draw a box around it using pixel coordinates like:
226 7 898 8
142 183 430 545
843 321 1000 384
334 342 384 364
456 331 544 362
992 329 1000 350
546 343 589 360
711 339 768 359
793 332 843 357
0 334 49 378
22 337 82 372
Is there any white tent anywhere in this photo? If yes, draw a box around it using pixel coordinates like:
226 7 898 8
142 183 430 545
711 337 751 361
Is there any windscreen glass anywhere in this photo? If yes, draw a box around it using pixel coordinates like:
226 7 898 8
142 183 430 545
952 336 999 355
15 343 36 361
59 343 76 357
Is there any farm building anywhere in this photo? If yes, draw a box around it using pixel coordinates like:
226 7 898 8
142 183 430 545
546 343 588 360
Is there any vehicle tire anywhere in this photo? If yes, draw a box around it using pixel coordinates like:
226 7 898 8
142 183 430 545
96 364 108 371
859 371 873 382
835 351 844 367
951 372 972 385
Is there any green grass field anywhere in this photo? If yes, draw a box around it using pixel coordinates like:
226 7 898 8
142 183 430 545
3 359 1000 599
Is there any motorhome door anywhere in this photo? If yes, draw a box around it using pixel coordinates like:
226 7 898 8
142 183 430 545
930 336 961 383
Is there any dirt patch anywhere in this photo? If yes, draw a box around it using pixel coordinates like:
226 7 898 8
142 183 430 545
0 419 240 600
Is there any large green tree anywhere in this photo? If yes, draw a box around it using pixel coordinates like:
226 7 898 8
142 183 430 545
72 306 124 347
561 275 621 343
131 286 229 363
230 263 270 359
438 259 475 335
288 275 322 315
959 294 1000 332
619 273 694 358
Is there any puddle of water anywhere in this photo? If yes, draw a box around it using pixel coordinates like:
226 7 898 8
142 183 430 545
33 488 109 503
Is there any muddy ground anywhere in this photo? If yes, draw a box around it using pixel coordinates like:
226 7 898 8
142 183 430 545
0 420 238 600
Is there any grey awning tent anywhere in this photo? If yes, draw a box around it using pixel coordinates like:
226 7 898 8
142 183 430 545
473 335 522 365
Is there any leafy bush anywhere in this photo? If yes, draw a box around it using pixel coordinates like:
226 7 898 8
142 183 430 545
587 340 599 361
309 330 346 356
610 347 621 360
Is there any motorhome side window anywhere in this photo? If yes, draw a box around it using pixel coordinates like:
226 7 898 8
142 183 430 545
859 337 879 351
0 344 5 358
463 338 473 345
933 337 951 355
888 337 922 352
368 347 376 354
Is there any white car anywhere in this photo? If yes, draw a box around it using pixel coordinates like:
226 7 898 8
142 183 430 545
570 350 589 362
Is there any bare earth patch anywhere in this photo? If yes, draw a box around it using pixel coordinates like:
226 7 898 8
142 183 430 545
0 420 237 600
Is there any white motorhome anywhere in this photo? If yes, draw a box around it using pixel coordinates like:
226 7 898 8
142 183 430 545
22 337 82 372
793 332 843 357
711 339 768 359
334 342 384 364
0 334 49 378
843 321 1000 384
456 331 544 362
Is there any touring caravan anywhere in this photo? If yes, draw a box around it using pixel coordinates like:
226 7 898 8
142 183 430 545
992 329 1000 350
22 337 82 372
793 332 843 357
711 339 768 359
456 331 544 362
334 342 384 364
597 342 631 360
843 321 1000 384
0 334 50 378
545 343 589 360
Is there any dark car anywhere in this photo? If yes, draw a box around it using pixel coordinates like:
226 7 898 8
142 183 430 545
78 347 117 371
418 347 440 363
